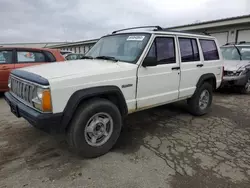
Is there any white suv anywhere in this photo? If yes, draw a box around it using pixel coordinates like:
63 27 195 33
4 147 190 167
5 26 223 158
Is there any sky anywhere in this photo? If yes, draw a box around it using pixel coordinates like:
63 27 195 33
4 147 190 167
0 0 250 43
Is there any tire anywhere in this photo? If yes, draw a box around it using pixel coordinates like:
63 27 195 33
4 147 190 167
187 82 213 116
67 98 122 158
239 79 250 94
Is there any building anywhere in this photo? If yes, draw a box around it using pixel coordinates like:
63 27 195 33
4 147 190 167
48 38 99 54
167 14 250 46
0 42 66 48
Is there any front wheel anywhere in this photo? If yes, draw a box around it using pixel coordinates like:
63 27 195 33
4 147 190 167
187 82 213 116
239 79 250 94
67 98 122 158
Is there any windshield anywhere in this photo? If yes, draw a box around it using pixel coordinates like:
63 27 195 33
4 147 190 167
221 46 250 60
86 33 151 63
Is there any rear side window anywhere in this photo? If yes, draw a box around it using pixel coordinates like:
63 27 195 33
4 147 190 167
44 51 56 62
17 51 46 63
199 39 219 61
179 38 200 62
0 50 13 64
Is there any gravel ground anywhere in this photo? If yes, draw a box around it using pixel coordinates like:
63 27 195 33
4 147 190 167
0 92 250 188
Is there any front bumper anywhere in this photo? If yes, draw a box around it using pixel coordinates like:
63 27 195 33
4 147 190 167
4 92 63 133
221 75 248 87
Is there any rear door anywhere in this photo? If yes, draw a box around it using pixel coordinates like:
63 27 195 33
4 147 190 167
15 49 50 69
177 37 203 98
0 49 14 91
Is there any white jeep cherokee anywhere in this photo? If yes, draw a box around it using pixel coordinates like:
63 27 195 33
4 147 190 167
5 26 223 158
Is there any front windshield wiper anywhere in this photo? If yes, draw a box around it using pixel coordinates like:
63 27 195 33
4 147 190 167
233 44 242 60
80 55 93 59
95 56 118 62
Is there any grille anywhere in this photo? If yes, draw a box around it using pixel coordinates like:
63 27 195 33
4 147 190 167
10 76 35 105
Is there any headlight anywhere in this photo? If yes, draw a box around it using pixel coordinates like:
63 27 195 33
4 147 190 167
32 87 52 112
238 67 248 76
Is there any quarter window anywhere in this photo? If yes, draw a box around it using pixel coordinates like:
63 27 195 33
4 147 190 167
17 51 46 63
199 39 219 61
179 38 200 62
146 37 176 64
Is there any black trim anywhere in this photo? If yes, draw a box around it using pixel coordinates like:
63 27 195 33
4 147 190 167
61 86 128 130
196 73 216 88
11 69 49 86
4 92 63 133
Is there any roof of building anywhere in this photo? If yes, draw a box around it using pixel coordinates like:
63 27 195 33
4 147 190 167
167 14 250 30
48 38 99 48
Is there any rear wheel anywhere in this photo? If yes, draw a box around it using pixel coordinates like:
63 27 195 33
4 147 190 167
67 98 122 158
187 82 213 116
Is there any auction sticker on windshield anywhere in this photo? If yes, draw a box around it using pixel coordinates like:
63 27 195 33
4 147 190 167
127 36 145 41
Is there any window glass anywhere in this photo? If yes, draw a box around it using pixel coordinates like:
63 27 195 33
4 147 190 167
17 51 46 63
179 38 200 62
156 37 175 64
199 39 219 61
44 51 56 62
66 54 78 60
0 50 12 64
86 33 150 63
221 46 250 60
145 37 175 65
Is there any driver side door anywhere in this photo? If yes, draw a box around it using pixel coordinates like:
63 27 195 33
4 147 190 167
0 49 14 91
136 35 181 109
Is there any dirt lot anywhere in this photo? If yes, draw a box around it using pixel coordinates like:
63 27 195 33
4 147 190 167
0 92 250 188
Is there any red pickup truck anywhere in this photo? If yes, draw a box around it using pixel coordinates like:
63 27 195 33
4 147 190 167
0 47 65 91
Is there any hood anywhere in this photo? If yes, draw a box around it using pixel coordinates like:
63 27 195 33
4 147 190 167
18 59 137 80
224 60 250 71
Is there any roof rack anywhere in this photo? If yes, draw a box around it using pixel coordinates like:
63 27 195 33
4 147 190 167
161 29 210 36
112 26 163 34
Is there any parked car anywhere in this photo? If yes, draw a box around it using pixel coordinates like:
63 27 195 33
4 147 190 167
0 47 65 92
65 53 85 60
220 42 250 93
60 50 73 57
5 26 223 158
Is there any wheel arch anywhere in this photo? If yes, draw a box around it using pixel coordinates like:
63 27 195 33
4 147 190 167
61 85 128 131
196 73 217 91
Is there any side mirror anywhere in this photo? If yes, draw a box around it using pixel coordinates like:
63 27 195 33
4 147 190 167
142 57 157 67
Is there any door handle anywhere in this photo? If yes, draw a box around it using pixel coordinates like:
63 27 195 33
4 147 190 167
197 64 204 67
172 66 180 70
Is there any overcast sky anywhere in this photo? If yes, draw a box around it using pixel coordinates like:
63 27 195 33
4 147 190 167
1 0 250 43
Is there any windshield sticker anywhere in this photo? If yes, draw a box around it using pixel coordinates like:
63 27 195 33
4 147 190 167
127 36 145 41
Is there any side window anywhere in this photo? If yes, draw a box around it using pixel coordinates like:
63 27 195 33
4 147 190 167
199 39 219 61
0 50 13 64
17 51 46 63
146 37 176 65
179 38 200 62
44 51 56 62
